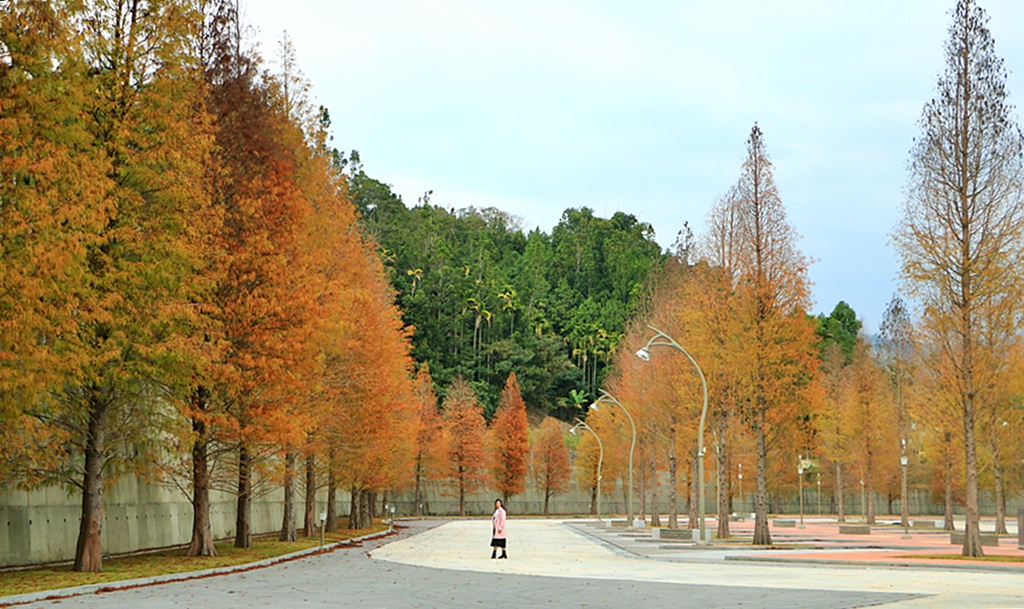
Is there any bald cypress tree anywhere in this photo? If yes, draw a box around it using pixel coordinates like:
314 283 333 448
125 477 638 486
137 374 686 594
895 0 1024 557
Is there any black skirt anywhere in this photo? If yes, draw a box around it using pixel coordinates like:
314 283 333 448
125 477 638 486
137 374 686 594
490 537 506 548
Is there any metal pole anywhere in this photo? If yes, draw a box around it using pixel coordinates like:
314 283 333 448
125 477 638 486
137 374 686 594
637 325 709 544
596 437 603 521
901 438 910 538
572 420 604 521
799 471 803 527
738 465 743 517
901 447 910 539
593 393 635 528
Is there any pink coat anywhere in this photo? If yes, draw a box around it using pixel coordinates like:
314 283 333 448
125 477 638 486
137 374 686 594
492 506 507 539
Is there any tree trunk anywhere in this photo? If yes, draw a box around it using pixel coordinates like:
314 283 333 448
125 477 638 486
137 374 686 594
650 460 661 528
962 390 983 556
349 488 360 530
326 467 337 533
994 445 1008 534
187 388 216 557
638 458 647 521
753 412 771 545
836 462 846 523
943 431 955 531
280 452 296 542
303 453 316 537
717 414 730 539
459 467 466 517
74 392 108 573
544 488 550 516
589 484 597 516
866 443 875 525
667 440 678 529
361 490 372 527
413 459 423 517
235 445 252 548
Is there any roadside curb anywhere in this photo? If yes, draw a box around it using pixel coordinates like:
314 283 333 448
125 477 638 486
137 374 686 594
725 553 1024 573
0 528 395 608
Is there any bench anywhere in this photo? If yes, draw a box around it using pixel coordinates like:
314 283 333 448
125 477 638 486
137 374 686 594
950 532 1000 547
911 519 938 529
772 519 796 528
839 524 871 535
655 527 691 540
655 527 710 541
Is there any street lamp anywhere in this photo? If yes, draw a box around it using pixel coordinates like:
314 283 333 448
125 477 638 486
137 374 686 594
637 325 709 544
816 472 821 515
738 464 744 517
590 390 636 528
901 438 910 539
569 419 604 520
797 456 805 528
319 511 327 547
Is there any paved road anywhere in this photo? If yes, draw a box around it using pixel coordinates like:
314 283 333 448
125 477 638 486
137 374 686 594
11 519 925 609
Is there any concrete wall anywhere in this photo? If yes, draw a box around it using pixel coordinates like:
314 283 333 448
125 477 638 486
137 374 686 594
5 471 1023 567
0 478 298 567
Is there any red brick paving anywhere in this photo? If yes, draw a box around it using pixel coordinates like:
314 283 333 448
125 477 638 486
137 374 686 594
715 516 1024 569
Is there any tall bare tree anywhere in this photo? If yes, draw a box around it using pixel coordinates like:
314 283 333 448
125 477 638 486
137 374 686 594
894 0 1024 557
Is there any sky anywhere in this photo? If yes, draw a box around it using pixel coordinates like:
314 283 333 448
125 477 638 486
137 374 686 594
241 0 1024 334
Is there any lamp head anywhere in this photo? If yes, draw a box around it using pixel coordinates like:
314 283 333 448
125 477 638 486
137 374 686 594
635 347 651 362
568 427 577 436
589 403 599 411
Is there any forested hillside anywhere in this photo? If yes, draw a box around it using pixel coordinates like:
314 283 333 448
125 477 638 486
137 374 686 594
346 155 665 417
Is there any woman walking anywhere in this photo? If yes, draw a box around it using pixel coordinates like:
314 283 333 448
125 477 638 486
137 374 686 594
491 498 507 559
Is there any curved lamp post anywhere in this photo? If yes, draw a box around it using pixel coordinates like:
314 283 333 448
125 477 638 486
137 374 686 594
570 419 604 520
590 390 636 528
637 324 709 544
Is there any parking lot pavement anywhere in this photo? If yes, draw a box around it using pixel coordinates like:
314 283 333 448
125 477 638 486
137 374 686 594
9 519 920 609
373 518 1024 608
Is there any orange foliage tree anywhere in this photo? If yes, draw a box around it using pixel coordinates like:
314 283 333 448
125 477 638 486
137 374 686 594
6 0 215 573
489 372 530 505
0 2 109 482
704 125 819 545
531 417 571 516
442 378 488 516
410 365 446 517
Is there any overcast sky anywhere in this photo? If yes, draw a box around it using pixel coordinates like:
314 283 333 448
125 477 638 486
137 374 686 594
241 0 1024 333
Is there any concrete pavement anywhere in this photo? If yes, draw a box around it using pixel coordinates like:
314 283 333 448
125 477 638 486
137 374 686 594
372 518 1024 608
5 517 1024 608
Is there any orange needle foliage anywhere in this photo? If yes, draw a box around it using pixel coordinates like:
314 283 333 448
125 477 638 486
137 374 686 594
530 417 571 516
410 365 446 517
489 371 530 504
442 378 488 516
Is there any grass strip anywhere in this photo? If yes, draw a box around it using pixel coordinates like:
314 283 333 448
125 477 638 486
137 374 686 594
0 523 388 598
